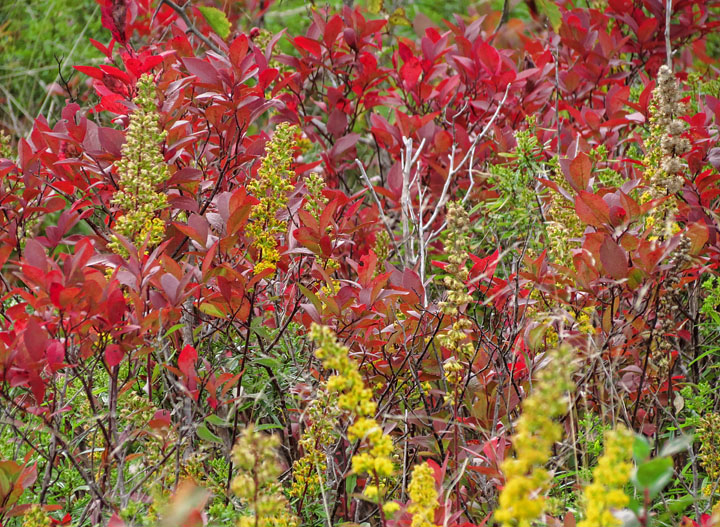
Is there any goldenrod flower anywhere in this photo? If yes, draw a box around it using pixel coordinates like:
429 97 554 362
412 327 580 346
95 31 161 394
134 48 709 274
109 73 169 256
22 506 51 527
309 324 395 504
407 462 439 527
231 425 298 527
698 413 720 497
579 425 634 527
247 122 297 274
495 345 576 527
304 171 327 221
290 389 339 499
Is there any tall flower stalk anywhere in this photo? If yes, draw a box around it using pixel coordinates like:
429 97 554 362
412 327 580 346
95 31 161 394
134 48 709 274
495 345 576 527
108 73 169 256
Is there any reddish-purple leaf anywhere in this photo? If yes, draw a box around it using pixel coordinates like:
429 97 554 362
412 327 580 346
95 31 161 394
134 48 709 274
599 236 628 280
575 191 611 227
569 152 592 191
105 344 124 368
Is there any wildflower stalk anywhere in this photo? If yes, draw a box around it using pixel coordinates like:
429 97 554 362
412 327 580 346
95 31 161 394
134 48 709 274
438 200 473 509
407 462 439 527
108 73 169 256
579 425 634 527
247 122 297 275
642 65 689 239
309 324 396 519
231 425 298 527
495 345 577 527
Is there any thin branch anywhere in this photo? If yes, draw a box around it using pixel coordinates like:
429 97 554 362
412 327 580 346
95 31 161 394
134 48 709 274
160 0 224 55
355 159 401 256
665 0 673 68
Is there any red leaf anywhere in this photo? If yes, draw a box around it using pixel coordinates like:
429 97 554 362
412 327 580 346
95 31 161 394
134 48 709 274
324 15 343 46
293 36 322 58
229 34 249 66
100 0 127 45
179 345 198 379
637 18 658 43
89 38 114 59
330 133 360 160
160 273 181 305
400 57 423 89
181 57 220 85
24 319 48 362
569 152 591 191
98 127 126 158
108 513 127 527
599 236 628 280
105 344 124 368
327 108 348 138
73 65 104 80
106 288 127 324
575 191 610 227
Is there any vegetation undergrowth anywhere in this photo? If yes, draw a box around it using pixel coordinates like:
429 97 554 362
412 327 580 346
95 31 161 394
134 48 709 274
1 1 720 527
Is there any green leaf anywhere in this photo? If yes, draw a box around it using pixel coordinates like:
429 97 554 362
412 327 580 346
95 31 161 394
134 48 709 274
205 415 228 428
667 494 694 513
255 423 283 431
345 473 357 496
199 302 225 318
659 435 693 457
255 357 282 370
298 284 323 315
633 434 651 463
197 6 231 39
197 424 223 444
163 323 185 339
0 469 11 498
633 457 673 498
535 0 562 32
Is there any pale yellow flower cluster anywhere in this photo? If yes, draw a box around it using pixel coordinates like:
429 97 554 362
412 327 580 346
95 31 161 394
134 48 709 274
495 346 576 527
231 425 298 527
109 73 169 256
407 462 439 527
579 426 634 527
247 122 297 274
310 324 395 508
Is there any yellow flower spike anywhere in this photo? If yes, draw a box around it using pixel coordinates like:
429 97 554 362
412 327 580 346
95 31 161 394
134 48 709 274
309 324 395 506
108 74 169 257
495 345 577 527
247 122 298 275
698 413 720 496
304 171 327 221
289 389 340 499
408 462 439 527
22 506 51 527
383 501 401 516
231 425 298 527
579 425 634 527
